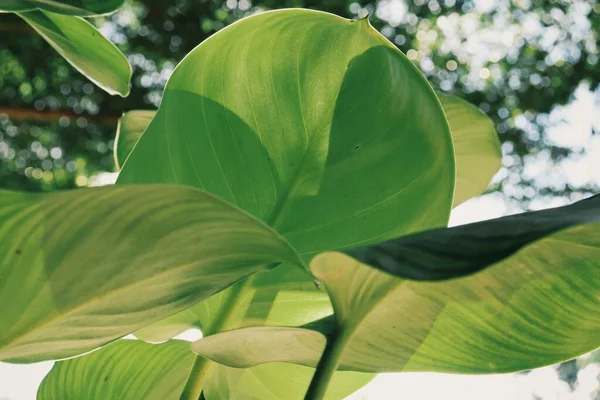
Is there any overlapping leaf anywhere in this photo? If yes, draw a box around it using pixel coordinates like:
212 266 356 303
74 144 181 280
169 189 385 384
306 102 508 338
114 93 500 205
438 93 501 206
193 194 600 376
117 9 455 254
127 89 500 397
37 338 371 400
117 9 456 398
0 185 301 363
18 10 131 96
203 363 372 400
38 340 195 400
114 111 155 170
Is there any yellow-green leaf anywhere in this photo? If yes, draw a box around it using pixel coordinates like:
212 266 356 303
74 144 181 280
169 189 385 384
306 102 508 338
114 110 155 170
439 93 501 206
38 340 195 400
193 195 600 376
0 185 301 363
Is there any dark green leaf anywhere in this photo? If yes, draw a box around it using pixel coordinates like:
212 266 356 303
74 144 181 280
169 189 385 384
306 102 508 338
349 193 600 281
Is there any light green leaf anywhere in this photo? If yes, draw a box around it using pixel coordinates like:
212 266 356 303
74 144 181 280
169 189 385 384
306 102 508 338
439 93 501 206
120 10 453 398
115 94 499 208
114 110 155 170
1 0 124 15
18 10 131 96
193 194 600 375
38 340 195 400
136 262 373 400
0 185 301 363
118 9 455 255
136 266 331 343
203 363 372 400
37 337 369 400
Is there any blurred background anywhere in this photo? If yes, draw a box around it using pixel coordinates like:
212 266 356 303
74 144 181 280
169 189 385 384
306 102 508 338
0 0 599 398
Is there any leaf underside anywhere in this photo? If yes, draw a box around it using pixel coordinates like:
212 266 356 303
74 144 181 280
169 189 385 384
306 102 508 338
0 185 300 363
193 194 600 374
118 9 456 398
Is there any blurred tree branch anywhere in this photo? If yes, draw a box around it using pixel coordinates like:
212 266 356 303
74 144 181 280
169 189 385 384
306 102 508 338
0 106 119 125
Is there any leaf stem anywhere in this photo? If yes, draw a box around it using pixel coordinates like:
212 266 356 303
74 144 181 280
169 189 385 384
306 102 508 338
304 330 346 400
179 355 212 400
178 274 262 400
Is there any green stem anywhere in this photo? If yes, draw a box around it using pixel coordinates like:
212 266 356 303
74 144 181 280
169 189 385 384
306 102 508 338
304 331 346 400
179 276 257 400
179 355 212 400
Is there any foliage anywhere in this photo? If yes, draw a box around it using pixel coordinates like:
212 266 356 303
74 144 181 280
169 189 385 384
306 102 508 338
0 0 598 199
0 2 599 400
1 1 130 96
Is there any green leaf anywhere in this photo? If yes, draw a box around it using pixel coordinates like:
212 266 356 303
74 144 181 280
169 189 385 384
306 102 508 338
118 9 455 255
37 338 369 400
193 194 600 375
38 340 195 400
203 363 372 400
0 185 301 363
120 10 454 398
136 266 331 343
349 193 600 281
136 262 374 400
114 111 155 170
439 93 501 206
18 10 131 96
1 0 125 15
0 1 34 12
115 94 499 208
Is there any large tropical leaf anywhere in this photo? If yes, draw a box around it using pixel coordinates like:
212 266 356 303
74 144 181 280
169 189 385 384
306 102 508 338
193 194 600 378
18 10 131 96
130 91 500 395
114 110 155 170
117 9 455 255
0 0 124 15
0 185 301 363
114 92 500 205
438 93 501 206
118 9 455 398
38 340 195 400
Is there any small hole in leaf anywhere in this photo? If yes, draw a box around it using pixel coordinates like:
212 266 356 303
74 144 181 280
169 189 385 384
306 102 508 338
353 145 361 151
